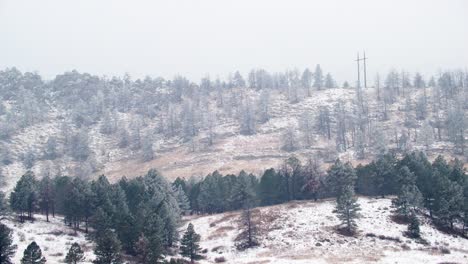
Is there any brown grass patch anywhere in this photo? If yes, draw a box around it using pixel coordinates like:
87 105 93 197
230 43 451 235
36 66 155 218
207 226 235 240
210 212 237 227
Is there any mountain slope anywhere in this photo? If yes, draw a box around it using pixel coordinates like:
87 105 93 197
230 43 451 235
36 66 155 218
181 197 468 264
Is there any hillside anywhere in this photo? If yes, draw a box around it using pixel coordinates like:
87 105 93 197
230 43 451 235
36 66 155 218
180 197 468 264
0 68 466 191
2 197 467 264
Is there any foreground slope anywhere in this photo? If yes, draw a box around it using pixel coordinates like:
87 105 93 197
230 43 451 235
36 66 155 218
181 197 468 264
2 215 95 264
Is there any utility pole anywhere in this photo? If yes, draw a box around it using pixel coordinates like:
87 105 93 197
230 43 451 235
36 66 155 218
362 51 368 88
356 52 361 89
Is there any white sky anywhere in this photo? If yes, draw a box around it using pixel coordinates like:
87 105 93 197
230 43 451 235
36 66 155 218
1 0 467 84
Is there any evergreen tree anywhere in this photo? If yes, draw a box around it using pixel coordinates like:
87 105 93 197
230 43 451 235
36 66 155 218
134 234 150 264
39 175 54 222
93 229 122 264
235 207 259 250
327 159 356 196
0 191 8 214
65 242 85 264
10 171 38 221
229 172 257 209
335 185 361 233
406 214 421 238
0 223 17 264
259 169 286 206
313 64 324 90
142 212 164 263
180 223 201 263
324 73 335 88
393 166 423 218
174 185 190 214
21 242 46 264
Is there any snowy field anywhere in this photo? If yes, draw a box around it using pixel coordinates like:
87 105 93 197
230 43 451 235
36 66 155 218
2 214 95 264
181 197 468 264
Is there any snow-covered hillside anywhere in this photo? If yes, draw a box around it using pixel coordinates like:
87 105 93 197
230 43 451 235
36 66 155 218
180 197 468 264
2 214 95 263
2 85 464 193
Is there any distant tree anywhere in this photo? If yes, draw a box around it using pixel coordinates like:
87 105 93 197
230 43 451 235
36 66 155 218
39 175 54 222
327 159 356 196
415 95 427 120
229 172 257 209
240 99 256 135
419 121 434 150
281 125 299 152
335 185 361 234
22 149 36 169
301 68 313 96
259 168 286 206
180 223 202 263
393 166 423 218
302 157 324 201
342 81 350 88
232 71 246 88
0 223 17 264
406 214 421 238
43 136 59 160
21 241 46 264
299 111 314 148
65 242 85 264
174 185 190 214
141 135 154 162
69 129 91 161
413 72 425 88
313 64 324 90
316 106 331 140
117 127 130 148
93 229 123 264
0 191 7 214
10 171 38 221
235 207 259 250
100 111 116 135
257 90 270 123
324 73 336 88
134 234 150 264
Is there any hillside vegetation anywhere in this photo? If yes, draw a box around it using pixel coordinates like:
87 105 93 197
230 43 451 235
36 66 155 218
0 67 466 191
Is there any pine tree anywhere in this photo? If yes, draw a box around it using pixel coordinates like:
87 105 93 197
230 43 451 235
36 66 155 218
142 212 164 263
335 185 361 234
174 185 190 214
21 242 46 264
0 223 17 264
10 171 38 222
235 207 259 250
180 223 201 263
229 172 257 209
65 242 84 264
327 159 357 196
93 229 122 264
406 214 421 238
134 234 150 264
393 166 423 218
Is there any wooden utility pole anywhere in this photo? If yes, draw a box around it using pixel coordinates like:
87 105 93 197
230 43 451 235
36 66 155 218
356 52 361 89
362 51 368 88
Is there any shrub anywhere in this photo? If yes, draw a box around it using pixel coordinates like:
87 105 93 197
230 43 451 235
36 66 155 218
215 256 227 263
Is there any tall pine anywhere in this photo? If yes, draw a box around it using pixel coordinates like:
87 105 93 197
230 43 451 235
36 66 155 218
180 223 201 263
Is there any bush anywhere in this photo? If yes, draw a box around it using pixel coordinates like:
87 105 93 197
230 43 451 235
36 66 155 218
215 256 227 263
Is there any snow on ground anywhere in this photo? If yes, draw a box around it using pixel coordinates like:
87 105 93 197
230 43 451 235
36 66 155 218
1 86 466 191
2 214 95 264
181 197 468 264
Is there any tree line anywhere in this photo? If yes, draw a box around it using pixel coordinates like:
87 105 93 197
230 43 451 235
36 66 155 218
176 152 468 234
1 151 467 263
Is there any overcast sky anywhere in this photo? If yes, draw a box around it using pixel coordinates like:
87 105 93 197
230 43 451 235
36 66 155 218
1 0 467 84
